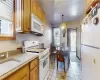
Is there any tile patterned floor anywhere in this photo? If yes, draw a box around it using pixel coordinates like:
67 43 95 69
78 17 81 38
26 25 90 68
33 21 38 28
48 52 81 80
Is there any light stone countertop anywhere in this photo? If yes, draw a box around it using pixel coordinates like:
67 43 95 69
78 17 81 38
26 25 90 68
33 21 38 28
0 53 38 80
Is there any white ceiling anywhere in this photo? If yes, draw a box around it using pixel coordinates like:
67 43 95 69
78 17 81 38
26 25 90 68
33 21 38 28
38 0 85 25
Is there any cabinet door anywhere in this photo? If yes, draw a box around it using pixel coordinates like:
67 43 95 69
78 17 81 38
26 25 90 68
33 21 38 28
36 5 39 18
31 0 36 15
15 0 31 33
4 64 29 80
15 0 23 32
30 66 38 80
43 13 46 24
86 0 91 8
91 0 95 3
86 0 95 11
23 0 31 32
40 11 43 22
39 9 42 21
35 2 39 17
22 75 29 80
38 7 41 20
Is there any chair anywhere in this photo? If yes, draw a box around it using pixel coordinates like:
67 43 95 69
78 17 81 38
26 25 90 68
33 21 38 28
57 50 65 72
50 45 57 62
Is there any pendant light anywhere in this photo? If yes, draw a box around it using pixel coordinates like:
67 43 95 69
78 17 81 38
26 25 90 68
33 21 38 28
60 15 66 30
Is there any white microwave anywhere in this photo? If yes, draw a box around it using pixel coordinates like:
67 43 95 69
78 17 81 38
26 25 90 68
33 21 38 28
31 14 43 36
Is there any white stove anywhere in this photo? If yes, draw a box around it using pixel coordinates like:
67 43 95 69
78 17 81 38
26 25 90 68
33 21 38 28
23 41 50 80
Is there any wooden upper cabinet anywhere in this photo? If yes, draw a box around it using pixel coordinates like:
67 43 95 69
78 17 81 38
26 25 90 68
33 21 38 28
31 0 36 15
85 0 91 11
31 0 46 24
15 0 31 33
85 0 95 11
0 0 16 40
23 0 31 32
37 7 41 19
85 0 99 14
15 0 46 33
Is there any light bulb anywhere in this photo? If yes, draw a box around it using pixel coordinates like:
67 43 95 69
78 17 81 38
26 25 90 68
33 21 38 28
60 23 66 30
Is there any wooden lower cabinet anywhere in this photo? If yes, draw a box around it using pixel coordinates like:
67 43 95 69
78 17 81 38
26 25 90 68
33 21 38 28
30 58 39 80
4 64 29 80
22 76 29 80
3 58 39 80
30 66 38 80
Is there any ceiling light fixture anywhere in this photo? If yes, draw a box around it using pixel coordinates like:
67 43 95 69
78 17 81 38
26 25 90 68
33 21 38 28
60 15 66 30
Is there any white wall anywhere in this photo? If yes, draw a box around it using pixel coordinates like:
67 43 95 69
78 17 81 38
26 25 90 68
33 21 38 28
0 23 52 53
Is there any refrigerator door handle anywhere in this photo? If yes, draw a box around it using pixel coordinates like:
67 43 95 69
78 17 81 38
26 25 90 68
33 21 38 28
82 44 100 50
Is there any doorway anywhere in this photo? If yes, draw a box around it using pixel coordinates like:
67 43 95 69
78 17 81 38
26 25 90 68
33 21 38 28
67 28 80 62
70 30 76 52
67 28 76 52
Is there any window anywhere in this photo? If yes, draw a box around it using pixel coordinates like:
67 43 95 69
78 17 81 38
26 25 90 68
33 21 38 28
53 28 60 46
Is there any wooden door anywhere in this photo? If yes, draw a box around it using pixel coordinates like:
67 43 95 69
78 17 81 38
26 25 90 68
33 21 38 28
30 66 38 80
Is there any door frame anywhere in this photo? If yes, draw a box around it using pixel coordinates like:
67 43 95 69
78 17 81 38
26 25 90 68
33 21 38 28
76 27 81 60
67 28 77 52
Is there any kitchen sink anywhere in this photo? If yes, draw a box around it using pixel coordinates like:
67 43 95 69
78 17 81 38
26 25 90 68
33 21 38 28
0 58 21 64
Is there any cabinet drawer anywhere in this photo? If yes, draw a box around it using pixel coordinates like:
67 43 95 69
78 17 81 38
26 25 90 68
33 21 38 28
30 58 38 70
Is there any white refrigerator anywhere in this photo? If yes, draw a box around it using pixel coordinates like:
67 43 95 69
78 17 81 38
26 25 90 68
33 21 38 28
81 3 100 80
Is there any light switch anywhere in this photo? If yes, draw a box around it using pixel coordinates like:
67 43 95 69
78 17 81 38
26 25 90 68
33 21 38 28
93 59 96 64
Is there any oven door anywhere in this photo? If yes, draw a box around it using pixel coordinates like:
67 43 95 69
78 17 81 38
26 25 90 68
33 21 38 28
39 54 49 80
